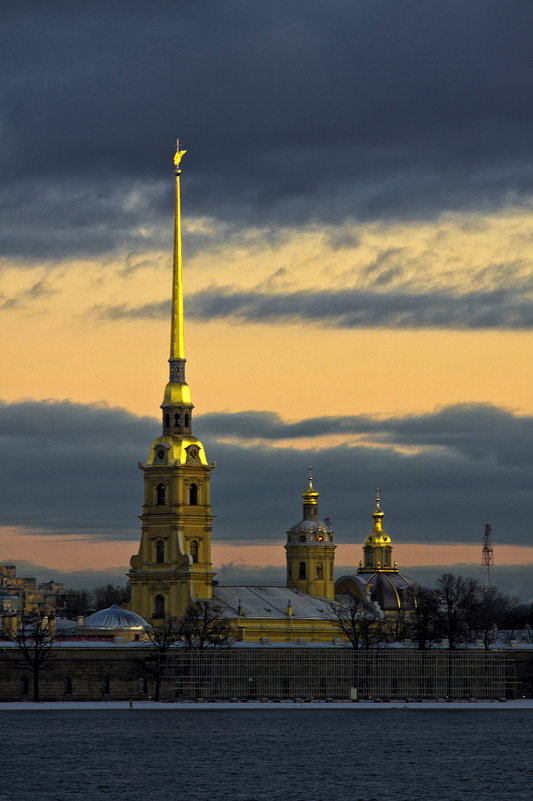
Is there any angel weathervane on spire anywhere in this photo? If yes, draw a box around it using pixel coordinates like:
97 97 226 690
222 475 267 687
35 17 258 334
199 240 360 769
174 139 187 172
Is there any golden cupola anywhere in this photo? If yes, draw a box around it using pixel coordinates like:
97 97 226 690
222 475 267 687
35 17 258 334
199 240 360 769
358 489 397 573
285 468 336 599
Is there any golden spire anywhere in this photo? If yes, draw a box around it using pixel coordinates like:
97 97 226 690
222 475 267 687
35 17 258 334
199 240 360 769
302 464 319 505
169 139 186 378
372 487 384 531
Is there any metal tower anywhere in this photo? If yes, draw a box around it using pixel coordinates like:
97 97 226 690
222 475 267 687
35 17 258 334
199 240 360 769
481 523 494 587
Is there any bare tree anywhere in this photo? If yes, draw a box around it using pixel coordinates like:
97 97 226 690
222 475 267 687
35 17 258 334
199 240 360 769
328 595 385 649
57 589 90 619
384 606 411 644
178 602 233 649
435 573 479 650
407 585 440 650
143 617 183 701
15 615 55 702
92 583 130 610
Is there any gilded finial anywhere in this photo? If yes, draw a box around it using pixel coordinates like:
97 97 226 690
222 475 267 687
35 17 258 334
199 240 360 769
372 488 384 527
302 465 319 505
174 139 187 172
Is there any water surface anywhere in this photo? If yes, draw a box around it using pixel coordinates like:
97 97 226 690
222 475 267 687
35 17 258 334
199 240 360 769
1 709 531 801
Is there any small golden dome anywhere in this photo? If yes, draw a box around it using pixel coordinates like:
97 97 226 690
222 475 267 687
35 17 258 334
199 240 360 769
302 465 319 505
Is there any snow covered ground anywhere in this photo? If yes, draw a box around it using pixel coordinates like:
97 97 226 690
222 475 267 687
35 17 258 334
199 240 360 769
1 699 532 711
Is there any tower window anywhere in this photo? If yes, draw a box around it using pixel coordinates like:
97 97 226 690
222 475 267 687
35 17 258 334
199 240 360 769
174 413 181 427
298 535 306 543
189 483 198 505
156 540 165 563
190 540 199 563
316 562 323 580
330 562 333 580
288 562 292 581
155 594 165 617
184 412 190 427
164 413 170 428
157 483 166 505
299 562 306 580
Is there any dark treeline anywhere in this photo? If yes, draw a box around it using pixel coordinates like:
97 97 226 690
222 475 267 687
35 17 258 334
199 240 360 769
56 583 130 619
331 573 533 650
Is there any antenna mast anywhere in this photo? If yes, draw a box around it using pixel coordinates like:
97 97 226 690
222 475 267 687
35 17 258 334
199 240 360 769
481 523 494 587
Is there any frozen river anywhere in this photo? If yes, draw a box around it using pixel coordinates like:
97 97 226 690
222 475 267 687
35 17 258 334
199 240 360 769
1 705 532 800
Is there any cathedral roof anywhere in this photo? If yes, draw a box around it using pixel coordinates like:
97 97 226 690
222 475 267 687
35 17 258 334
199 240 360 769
335 572 416 612
212 586 339 620
83 605 148 631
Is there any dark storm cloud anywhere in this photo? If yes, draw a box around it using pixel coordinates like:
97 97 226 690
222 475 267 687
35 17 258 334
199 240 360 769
2 1 533 258
196 403 533 468
2 400 533 550
96 285 533 330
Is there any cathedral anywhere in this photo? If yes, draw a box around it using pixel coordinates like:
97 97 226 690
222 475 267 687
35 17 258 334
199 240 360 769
128 145 414 642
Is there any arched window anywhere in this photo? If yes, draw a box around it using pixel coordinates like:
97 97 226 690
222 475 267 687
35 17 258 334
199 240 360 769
316 562 323 580
64 676 72 694
155 594 165 617
190 540 199 563
288 562 292 581
174 413 181 427
156 540 165 563
19 676 28 695
189 483 198 505
164 413 170 428
299 562 306 579
384 549 391 566
184 412 190 427
157 483 166 505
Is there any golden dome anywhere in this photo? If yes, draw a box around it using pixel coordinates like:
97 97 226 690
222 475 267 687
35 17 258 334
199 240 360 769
302 465 319 505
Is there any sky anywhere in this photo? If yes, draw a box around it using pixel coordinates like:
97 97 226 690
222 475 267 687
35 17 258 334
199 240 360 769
1 1 533 598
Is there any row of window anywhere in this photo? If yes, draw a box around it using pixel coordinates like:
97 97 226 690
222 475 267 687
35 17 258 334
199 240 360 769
164 412 190 428
18 677 148 694
155 540 198 563
288 562 334 581
156 483 198 505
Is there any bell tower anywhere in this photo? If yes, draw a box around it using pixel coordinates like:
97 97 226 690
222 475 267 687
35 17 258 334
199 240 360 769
357 490 398 574
129 144 215 623
285 468 336 600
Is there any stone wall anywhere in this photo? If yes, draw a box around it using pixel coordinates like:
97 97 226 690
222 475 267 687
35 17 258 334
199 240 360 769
0 644 531 702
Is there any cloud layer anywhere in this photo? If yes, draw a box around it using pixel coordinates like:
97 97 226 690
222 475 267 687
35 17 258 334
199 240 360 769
2 2 533 258
2 399 532 548
98 285 533 330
